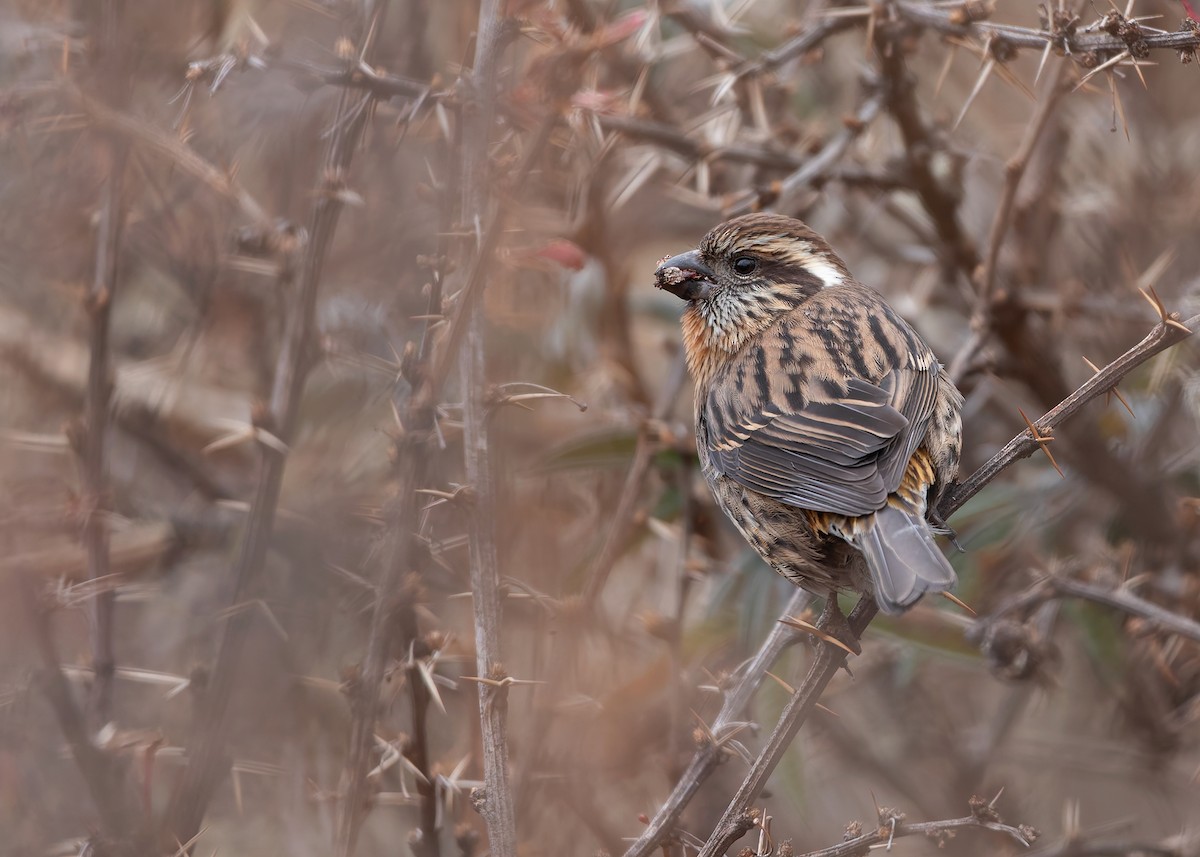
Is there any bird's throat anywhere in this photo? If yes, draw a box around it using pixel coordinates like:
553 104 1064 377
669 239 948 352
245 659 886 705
680 302 755 391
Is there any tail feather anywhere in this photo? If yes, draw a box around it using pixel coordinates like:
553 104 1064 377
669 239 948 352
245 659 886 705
854 505 957 614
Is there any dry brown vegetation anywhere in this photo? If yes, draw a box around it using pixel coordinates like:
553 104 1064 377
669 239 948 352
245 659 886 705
1 1 1199 855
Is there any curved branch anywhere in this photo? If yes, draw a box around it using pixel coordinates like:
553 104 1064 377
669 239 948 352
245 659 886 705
939 313 1197 517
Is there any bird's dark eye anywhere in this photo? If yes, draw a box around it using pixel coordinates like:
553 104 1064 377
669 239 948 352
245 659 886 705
732 255 758 276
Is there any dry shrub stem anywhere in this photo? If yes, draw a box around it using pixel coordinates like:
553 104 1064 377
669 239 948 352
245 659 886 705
459 2 520 856
623 587 811 857
729 89 886 217
340 17 554 857
77 92 270 226
948 55 1074 381
166 5 391 845
82 145 127 729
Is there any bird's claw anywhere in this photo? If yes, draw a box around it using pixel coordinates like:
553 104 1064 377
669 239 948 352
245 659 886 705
816 597 862 657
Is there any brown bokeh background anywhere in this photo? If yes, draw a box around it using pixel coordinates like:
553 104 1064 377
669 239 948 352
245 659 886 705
0 1 1198 855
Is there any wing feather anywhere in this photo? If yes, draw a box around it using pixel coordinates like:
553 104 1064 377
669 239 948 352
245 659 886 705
705 362 939 518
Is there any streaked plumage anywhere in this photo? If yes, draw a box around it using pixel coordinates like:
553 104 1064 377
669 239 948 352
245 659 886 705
655 213 963 614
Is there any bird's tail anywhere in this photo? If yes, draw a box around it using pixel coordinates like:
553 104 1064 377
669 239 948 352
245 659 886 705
853 504 957 614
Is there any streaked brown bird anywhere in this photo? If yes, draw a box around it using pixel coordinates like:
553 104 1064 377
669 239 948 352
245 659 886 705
655 213 963 615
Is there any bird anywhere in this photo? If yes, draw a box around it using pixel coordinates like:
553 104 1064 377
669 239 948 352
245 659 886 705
654 213 963 616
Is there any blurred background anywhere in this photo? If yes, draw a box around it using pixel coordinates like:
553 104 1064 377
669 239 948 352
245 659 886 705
0 0 1198 855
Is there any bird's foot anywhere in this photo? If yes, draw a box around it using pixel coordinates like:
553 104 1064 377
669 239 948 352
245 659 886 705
815 596 862 657
928 509 965 553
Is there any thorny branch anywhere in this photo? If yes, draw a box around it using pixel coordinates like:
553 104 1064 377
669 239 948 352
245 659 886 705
623 587 811 857
876 24 977 279
336 321 444 853
340 14 559 857
974 56 1071 308
458 2 520 856
893 1 1200 55
74 91 270 226
939 312 1197 515
20 575 146 852
697 597 879 857
727 88 886 217
79 149 125 729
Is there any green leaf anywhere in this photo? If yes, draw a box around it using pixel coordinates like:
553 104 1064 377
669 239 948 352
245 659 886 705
533 429 641 473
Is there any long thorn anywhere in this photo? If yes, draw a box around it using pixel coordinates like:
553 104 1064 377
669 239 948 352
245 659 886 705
779 615 858 656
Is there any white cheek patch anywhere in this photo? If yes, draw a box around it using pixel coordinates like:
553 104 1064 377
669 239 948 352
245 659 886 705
769 240 845 289
806 257 845 289
786 248 844 289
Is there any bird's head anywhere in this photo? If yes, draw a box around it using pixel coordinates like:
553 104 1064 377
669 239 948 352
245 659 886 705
655 213 852 367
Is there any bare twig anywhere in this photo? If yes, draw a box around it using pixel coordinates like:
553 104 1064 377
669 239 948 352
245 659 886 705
991 575 1200 645
729 87 887 216
583 353 687 605
877 24 978 279
595 113 814 172
950 55 1073 380
75 91 270 226
975 58 1071 305
791 797 1037 857
165 5 391 845
80 125 127 731
736 17 859 78
0 520 175 581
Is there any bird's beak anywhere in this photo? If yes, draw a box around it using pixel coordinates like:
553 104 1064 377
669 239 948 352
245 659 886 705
654 249 716 302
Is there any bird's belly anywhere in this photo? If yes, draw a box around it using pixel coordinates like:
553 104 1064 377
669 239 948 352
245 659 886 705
709 475 849 594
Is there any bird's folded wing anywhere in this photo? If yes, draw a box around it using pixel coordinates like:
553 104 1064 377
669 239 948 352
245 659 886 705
706 370 938 518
